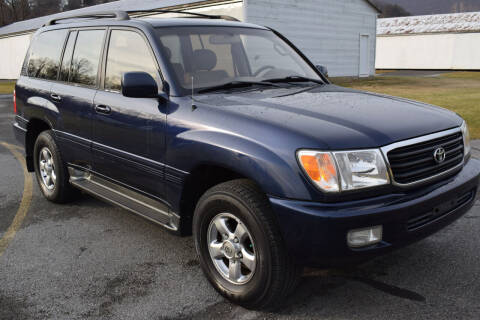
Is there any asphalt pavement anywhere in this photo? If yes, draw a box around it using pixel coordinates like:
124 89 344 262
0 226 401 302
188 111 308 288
0 94 479 319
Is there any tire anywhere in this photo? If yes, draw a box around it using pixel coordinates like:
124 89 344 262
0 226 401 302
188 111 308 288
193 179 301 310
33 130 77 203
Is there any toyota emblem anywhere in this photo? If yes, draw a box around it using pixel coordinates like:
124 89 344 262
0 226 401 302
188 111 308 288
433 147 446 164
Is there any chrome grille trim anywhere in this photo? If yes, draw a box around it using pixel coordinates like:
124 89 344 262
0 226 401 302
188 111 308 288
381 127 464 188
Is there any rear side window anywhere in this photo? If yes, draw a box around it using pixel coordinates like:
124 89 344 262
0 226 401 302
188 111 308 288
27 30 68 80
69 30 105 86
59 31 77 82
105 29 160 91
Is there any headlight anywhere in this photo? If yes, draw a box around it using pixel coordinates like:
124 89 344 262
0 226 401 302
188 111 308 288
461 121 471 158
298 149 390 193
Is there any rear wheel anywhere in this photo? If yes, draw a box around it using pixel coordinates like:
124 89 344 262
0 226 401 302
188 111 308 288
193 179 301 310
33 130 77 203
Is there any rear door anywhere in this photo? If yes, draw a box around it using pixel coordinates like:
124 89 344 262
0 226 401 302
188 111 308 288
92 28 166 198
17 29 68 132
15 29 68 165
50 29 106 168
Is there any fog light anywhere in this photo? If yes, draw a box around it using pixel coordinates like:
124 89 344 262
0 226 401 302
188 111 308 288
347 226 383 248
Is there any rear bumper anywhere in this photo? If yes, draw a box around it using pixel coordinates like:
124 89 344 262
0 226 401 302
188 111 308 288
12 117 34 171
12 118 27 147
271 158 480 267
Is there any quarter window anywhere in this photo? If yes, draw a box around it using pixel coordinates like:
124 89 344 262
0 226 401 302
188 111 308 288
105 30 160 91
59 31 77 82
27 30 68 80
69 30 105 86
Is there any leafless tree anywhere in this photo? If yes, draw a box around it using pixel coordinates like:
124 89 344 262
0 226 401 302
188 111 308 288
371 0 412 18
0 0 115 27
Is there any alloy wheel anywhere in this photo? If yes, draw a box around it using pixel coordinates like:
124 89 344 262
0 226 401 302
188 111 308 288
207 213 256 284
39 147 56 190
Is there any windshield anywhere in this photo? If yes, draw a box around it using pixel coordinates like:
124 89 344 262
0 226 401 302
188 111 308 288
156 26 322 95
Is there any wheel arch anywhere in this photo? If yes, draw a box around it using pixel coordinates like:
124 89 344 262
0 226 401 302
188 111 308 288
178 164 254 236
25 118 52 172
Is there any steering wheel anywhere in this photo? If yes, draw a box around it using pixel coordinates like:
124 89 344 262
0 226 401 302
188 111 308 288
253 65 275 77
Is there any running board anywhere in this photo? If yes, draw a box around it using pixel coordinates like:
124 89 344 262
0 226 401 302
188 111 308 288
68 167 179 231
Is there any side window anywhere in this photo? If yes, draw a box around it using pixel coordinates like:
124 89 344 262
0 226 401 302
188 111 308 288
105 30 160 91
159 34 187 85
59 31 77 82
27 29 68 80
70 29 105 86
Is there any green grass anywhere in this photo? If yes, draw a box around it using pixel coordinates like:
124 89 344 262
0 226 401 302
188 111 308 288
0 81 15 94
333 72 480 139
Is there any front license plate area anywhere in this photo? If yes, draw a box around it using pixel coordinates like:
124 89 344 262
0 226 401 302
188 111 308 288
406 189 475 231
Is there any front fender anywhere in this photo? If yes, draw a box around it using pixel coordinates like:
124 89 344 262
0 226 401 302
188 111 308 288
170 128 311 199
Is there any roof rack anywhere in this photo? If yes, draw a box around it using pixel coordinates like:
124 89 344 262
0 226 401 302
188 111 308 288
45 11 129 26
44 9 240 27
127 9 240 22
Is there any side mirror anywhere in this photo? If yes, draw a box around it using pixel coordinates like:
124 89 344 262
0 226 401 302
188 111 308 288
121 72 159 98
316 65 329 77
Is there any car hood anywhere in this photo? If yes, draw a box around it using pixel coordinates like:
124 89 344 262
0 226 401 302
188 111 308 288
194 85 463 150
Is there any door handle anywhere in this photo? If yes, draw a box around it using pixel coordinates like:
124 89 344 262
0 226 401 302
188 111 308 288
95 104 111 114
50 93 62 102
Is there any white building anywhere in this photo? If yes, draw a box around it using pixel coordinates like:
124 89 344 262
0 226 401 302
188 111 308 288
376 12 480 70
0 0 380 79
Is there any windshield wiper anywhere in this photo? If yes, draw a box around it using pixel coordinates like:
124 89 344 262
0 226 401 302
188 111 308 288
262 76 324 85
198 81 281 94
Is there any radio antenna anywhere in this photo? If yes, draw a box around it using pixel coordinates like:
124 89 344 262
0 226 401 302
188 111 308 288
191 76 197 110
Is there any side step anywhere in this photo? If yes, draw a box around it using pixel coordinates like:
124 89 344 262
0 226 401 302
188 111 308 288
68 167 179 231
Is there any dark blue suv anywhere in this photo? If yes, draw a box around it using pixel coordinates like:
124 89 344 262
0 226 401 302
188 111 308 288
12 11 480 309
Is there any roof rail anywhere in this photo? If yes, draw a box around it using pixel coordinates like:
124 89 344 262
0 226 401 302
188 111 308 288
43 9 240 27
127 9 240 22
44 11 130 26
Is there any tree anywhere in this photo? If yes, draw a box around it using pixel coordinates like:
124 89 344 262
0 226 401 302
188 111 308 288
371 0 412 18
382 4 411 17
451 1 480 13
0 0 116 27
63 0 82 11
0 0 31 26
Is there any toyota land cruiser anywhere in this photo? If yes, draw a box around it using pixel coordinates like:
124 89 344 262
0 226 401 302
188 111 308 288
12 10 479 309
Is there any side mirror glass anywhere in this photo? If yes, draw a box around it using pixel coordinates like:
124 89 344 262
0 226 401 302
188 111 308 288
122 72 159 98
316 65 329 77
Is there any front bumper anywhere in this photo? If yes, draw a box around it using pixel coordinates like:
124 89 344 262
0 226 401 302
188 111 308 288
271 158 480 267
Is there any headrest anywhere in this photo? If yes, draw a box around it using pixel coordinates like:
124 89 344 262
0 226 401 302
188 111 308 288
163 47 172 61
193 49 217 71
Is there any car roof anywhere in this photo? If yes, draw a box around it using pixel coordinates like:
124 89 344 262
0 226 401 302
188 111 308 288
37 16 268 34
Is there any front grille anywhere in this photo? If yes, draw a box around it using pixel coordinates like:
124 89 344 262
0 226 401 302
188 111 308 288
406 189 475 231
387 132 464 184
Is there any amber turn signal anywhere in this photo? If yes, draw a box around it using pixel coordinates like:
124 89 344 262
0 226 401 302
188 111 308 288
298 151 339 192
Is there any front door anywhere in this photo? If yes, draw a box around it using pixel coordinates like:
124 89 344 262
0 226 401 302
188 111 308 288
51 29 106 168
92 28 166 199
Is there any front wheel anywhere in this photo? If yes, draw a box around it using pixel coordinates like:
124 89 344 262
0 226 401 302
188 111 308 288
193 179 300 310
